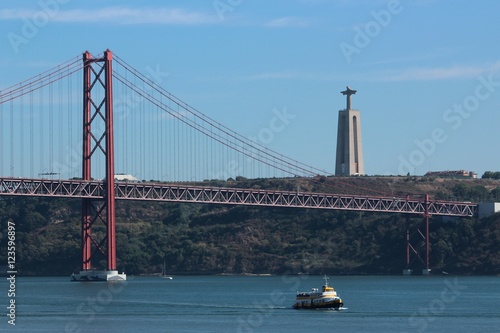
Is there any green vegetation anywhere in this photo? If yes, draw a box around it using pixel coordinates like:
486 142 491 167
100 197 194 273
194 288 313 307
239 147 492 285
0 176 499 276
482 171 500 180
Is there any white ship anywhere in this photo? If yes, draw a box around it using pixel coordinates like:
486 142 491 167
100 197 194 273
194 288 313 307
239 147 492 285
293 276 343 309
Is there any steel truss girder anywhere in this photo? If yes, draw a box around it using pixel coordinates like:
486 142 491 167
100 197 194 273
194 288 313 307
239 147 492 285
0 178 477 217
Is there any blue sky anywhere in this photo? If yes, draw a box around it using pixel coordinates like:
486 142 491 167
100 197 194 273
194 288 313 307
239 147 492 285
1 0 500 178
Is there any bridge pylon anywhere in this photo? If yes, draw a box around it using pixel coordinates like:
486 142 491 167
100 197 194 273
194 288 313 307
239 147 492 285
71 50 125 281
403 194 431 276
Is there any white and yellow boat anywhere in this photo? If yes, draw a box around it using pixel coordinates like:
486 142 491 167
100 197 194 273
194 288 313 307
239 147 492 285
293 276 343 309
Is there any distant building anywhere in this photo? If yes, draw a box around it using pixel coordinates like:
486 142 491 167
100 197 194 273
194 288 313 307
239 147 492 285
424 170 477 179
114 174 139 182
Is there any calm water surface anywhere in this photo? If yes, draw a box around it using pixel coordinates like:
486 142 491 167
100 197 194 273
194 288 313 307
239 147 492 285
3 275 500 332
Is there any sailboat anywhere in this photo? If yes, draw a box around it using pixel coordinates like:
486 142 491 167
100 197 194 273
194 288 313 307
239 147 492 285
160 259 173 280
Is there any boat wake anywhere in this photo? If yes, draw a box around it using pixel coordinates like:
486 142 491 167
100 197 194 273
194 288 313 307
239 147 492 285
313 306 347 311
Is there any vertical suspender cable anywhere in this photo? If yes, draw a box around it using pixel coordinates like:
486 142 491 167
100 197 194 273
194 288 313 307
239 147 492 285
0 98 3 176
174 104 178 181
157 97 161 181
226 132 230 179
39 77 44 175
179 104 183 181
123 67 127 178
30 87 34 177
152 99 155 180
169 99 174 181
0 96 2 177
126 69 130 178
163 98 167 181
148 97 153 179
141 88 146 180
133 79 136 179
151 100 156 180
219 128 223 180
58 72 63 178
68 70 73 178
191 116 194 180
20 94 24 177
9 100 14 177
49 80 54 174
209 124 213 180
206 124 209 180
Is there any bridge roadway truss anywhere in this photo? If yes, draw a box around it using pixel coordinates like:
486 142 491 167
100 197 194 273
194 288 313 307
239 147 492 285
0 178 477 217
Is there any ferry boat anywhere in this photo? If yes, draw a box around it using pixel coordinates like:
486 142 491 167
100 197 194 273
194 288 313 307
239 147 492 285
293 276 343 309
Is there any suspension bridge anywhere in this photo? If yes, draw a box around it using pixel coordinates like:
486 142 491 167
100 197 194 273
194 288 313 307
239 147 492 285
0 50 477 280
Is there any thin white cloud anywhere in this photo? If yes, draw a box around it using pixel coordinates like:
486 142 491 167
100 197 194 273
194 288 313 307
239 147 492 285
0 7 218 25
363 62 500 82
244 70 336 82
247 71 299 80
265 16 309 28
362 48 460 67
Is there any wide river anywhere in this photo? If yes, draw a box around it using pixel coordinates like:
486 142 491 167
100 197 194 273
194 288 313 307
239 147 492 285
3 275 499 332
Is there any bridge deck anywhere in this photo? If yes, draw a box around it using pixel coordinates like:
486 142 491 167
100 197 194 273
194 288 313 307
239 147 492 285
0 178 477 217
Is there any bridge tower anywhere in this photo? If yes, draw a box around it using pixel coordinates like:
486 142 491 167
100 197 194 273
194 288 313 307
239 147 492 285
335 86 365 176
403 194 431 276
72 50 125 281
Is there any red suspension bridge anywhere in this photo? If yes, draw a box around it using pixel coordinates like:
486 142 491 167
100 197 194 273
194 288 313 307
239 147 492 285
0 50 477 280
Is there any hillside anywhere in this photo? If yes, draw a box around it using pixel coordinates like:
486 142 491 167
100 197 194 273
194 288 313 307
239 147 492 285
1 176 499 276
